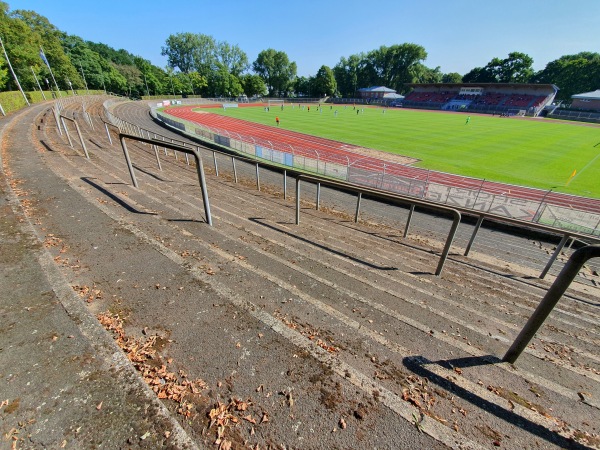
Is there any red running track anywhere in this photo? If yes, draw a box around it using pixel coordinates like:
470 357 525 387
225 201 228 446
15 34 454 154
164 105 600 214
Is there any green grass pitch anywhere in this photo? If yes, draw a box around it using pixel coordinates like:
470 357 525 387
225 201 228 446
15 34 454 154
206 104 600 198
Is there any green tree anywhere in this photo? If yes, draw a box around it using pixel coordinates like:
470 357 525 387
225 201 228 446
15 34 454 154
412 64 442 84
367 44 428 93
211 66 243 97
187 71 208 95
240 74 267 97
294 75 312 97
313 65 337 97
463 52 534 84
333 44 427 96
12 8 82 89
333 54 362 97
161 32 200 74
253 49 297 96
0 4 43 90
216 41 248 77
442 72 463 83
534 52 600 102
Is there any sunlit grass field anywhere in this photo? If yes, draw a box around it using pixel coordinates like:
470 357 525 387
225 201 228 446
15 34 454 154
205 104 600 198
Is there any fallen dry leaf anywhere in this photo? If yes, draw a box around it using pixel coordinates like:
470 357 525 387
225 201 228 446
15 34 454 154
96 401 103 411
339 417 347 429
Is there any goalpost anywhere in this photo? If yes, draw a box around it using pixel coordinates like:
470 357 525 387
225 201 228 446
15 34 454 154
267 99 285 108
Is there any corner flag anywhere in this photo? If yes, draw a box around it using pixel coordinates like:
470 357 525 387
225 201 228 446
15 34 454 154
566 169 577 186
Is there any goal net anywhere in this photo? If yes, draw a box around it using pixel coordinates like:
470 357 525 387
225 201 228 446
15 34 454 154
268 99 285 108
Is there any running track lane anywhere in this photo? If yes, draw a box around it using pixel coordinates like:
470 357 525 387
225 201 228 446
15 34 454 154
163 106 600 214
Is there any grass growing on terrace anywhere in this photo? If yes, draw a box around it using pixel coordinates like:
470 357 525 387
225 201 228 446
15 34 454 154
198 104 600 198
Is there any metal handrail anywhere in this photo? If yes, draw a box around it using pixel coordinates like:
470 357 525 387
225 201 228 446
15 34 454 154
117 133 212 226
503 245 600 363
108 102 598 281
296 174 462 276
59 114 89 159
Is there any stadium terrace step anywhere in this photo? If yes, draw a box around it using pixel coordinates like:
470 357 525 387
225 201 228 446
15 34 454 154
2 97 598 449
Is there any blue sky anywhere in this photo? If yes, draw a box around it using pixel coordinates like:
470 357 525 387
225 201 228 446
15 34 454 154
9 0 600 77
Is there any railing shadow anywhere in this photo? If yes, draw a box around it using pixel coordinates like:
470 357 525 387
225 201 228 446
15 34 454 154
249 217 397 271
131 164 171 182
81 177 157 215
403 355 589 449
40 140 56 152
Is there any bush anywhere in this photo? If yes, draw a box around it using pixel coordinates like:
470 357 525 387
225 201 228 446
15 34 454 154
0 89 107 115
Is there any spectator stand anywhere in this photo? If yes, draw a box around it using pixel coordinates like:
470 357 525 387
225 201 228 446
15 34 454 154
403 83 558 117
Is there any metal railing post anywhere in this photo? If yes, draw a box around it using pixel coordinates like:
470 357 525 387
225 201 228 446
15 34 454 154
232 157 238 183
104 122 113 145
71 118 90 159
283 170 287 199
354 192 362 223
435 210 461 276
295 177 301 224
152 140 162 171
539 234 570 279
464 215 485 256
316 183 321 210
403 204 415 238
255 163 260 191
52 107 63 136
61 117 73 148
193 150 212 226
503 245 600 364
213 151 219 176
118 135 139 188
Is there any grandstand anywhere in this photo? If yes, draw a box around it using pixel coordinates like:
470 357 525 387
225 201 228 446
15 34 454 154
402 83 558 116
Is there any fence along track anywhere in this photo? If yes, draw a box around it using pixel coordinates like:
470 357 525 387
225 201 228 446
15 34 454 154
161 104 600 236
139 102 600 281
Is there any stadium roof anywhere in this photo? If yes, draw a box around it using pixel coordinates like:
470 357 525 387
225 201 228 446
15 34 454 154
406 83 559 91
358 86 396 93
572 89 600 99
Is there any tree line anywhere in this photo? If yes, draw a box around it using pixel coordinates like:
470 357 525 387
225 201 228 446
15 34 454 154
1 2 598 103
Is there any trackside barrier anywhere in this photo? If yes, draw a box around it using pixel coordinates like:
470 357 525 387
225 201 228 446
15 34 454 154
462 213 600 277
109 100 599 280
295 174 462 276
503 245 600 363
155 108 600 239
59 115 89 159
118 133 212 226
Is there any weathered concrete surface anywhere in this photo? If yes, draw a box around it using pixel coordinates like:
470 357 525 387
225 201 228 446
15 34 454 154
0 104 198 449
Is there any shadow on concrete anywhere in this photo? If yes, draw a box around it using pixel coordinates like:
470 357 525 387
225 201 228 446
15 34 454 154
40 140 56 152
249 217 397 271
81 177 157 215
403 355 588 449
132 164 171 182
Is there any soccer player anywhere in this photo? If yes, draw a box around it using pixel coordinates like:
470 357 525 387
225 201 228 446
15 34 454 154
275 116 280 126
465 116 471 124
